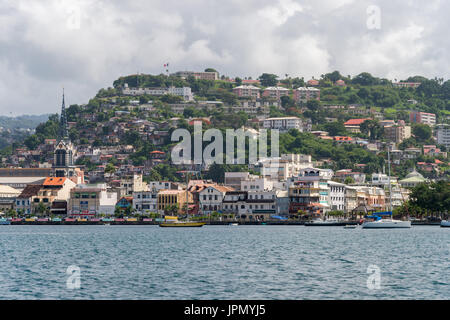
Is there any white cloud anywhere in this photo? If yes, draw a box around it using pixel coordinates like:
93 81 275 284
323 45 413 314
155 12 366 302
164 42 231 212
0 0 448 115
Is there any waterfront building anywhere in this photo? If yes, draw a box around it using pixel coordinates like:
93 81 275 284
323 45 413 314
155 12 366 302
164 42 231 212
288 168 333 216
199 185 234 215
0 168 50 190
222 190 274 221
33 177 76 216
133 190 158 213
157 189 193 215
345 186 358 214
327 181 346 212
0 185 21 212
68 184 117 216
15 185 42 215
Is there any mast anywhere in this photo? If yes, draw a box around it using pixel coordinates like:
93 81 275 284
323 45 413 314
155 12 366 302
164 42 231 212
185 171 189 217
387 147 392 212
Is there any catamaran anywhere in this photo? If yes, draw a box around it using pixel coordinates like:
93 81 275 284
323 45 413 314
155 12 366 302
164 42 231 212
362 148 411 229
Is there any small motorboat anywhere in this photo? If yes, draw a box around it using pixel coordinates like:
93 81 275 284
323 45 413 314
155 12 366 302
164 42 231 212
441 220 450 228
229 223 239 226
344 225 357 229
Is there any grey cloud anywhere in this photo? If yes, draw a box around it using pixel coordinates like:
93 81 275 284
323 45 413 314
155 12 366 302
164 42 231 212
0 0 448 115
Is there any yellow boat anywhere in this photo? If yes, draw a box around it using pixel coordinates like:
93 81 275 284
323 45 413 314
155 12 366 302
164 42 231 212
159 216 206 228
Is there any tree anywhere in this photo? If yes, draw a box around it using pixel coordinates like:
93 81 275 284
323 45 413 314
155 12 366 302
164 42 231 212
324 122 347 136
306 99 320 112
412 124 432 142
344 177 355 185
258 73 278 87
205 68 218 73
351 72 378 86
280 96 295 109
235 77 242 86
360 120 383 141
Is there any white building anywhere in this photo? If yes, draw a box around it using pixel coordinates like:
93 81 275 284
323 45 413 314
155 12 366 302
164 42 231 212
328 181 346 212
133 190 158 213
294 87 320 103
436 124 450 148
199 185 233 214
122 84 194 101
263 117 306 132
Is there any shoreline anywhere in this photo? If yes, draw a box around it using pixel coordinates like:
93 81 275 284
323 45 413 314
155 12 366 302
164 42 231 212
0 221 442 226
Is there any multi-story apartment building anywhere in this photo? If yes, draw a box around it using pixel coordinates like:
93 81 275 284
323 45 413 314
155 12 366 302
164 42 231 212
262 87 290 100
233 85 261 99
133 190 159 213
345 186 358 214
173 71 219 81
327 181 346 212
288 168 333 216
15 184 42 215
33 177 76 215
263 117 304 132
68 184 117 216
384 124 411 144
157 189 193 215
409 111 436 126
122 85 194 101
199 185 234 215
393 82 421 88
436 124 450 148
221 190 276 220
293 87 320 103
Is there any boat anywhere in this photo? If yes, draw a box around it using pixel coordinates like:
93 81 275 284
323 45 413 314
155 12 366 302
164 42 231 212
305 218 344 226
159 216 205 228
0 218 11 225
441 220 450 228
52 218 62 222
362 212 411 229
160 221 206 228
229 223 239 226
362 148 412 230
344 225 357 229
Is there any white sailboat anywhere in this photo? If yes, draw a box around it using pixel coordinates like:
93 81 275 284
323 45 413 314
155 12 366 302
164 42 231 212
441 220 450 228
362 148 411 229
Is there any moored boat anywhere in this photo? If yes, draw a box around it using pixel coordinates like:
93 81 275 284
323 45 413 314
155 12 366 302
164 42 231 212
441 220 450 228
362 212 411 229
159 216 205 228
0 218 11 225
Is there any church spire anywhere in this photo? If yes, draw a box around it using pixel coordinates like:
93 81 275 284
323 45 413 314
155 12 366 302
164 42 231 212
59 88 69 141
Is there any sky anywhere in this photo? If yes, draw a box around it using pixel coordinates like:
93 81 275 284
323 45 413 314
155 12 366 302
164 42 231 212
0 0 449 116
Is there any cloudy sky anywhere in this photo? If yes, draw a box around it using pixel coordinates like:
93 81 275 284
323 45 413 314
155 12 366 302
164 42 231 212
0 0 449 116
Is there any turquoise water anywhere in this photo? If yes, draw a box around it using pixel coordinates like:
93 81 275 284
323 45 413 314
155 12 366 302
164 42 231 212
0 225 448 300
